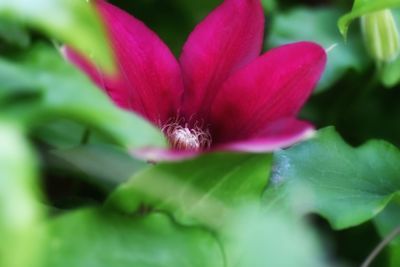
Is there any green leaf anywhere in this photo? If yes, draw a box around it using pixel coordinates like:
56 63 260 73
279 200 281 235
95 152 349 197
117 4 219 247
107 153 272 228
381 56 400 87
373 202 400 267
0 0 114 73
0 44 166 149
0 121 44 267
374 201 400 245
265 127 400 229
268 7 369 92
338 0 400 38
390 244 400 267
379 9 400 87
42 208 224 267
0 18 30 48
51 144 146 189
222 205 327 267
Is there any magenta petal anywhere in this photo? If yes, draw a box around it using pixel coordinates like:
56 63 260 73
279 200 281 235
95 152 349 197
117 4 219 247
215 118 315 152
210 42 326 143
180 0 264 118
66 1 184 125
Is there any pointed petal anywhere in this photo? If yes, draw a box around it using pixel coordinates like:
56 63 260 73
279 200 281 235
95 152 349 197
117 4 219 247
65 1 184 125
210 42 326 143
215 118 315 152
180 0 264 118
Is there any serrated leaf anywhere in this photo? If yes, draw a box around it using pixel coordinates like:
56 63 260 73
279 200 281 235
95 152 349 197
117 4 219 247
0 44 166 149
338 0 400 38
107 153 271 228
268 7 369 92
0 121 44 267
264 127 400 229
0 0 114 73
42 208 224 267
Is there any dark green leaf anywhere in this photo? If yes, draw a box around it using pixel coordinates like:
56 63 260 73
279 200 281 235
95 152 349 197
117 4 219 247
107 153 271 227
51 144 146 188
42 208 224 267
265 127 400 229
268 7 369 92
0 18 29 48
390 244 400 267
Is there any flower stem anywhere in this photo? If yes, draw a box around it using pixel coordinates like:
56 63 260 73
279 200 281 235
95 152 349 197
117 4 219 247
360 225 400 267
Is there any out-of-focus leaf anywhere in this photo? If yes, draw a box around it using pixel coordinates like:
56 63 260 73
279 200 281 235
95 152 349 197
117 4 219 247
268 8 369 92
35 120 88 149
261 0 278 12
391 244 400 267
0 0 114 73
0 121 44 267
51 144 146 188
42 208 224 267
0 44 166 149
373 202 400 267
264 127 400 229
381 57 400 87
0 18 29 48
338 0 400 38
380 9 400 87
107 153 271 227
222 205 327 267
374 202 400 245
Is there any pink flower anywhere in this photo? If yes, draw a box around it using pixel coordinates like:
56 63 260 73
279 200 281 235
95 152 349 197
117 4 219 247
65 0 327 161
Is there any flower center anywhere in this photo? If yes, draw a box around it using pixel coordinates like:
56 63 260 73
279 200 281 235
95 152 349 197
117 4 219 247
162 122 211 151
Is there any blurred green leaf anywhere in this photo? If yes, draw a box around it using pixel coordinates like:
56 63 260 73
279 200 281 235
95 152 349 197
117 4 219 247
390 244 400 267
222 205 327 267
107 153 271 227
381 57 400 87
261 0 278 12
264 127 400 229
35 120 89 149
373 202 400 267
374 202 400 245
0 121 44 267
51 144 146 189
0 44 166 149
268 7 369 92
0 18 29 48
380 9 400 87
42 208 224 267
0 0 114 73
338 0 400 38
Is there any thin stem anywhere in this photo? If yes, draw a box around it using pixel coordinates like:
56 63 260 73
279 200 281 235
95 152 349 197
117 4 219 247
80 128 91 145
360 225 400 267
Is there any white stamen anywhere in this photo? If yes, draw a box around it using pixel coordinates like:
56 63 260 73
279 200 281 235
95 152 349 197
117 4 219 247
162 121 211 151
326 43 338 53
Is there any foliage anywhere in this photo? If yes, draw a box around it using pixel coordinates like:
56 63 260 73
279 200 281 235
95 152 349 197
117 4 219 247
0 0 399 267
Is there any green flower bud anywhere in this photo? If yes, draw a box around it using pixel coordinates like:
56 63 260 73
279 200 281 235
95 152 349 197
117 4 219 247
361 9 400 62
